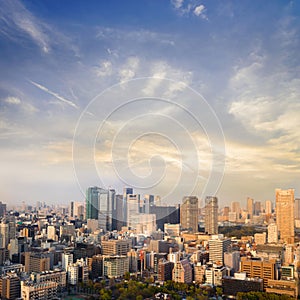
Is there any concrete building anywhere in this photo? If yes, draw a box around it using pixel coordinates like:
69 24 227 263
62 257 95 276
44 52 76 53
224 251 240 273
208 236 231 265
103 255 129 278
205 196 218 235
24 252 51 274
164 223 181 237
240 257 278 288
180 196 198 232
0 272 21 300
158 258 174 281
172 259 192 283
268 223 278 244
276 188 295 243
265 200 272 215
247 197 254 219
101 239 131 256
222 273 263 298
254 232 266 245
21 280 57 300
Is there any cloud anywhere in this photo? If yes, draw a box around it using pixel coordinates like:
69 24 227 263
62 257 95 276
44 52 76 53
4 96 21 105
0 0 50 53
194 5 206 18
95 60 113 77
29 80 79 109
118 57 140 83
171 0 184 9
171 0 207 19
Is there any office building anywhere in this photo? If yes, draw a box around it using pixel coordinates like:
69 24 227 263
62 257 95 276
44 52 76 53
172 259 192 283
205 196 218 234
295 198 300 220
0 272 21 300
164 223 181 237
143 194 154 214
268 223 278 244
158 259 174 281
276 188 295 243
150 205 180 231
86 187 100 220
103 255 129 278
208 236 231 265
0 202 6 218
127 194 141 229
24 252 50 273
21 280 57 300
247 197 254 219
98 188 115 231
180 196 198 232
254 232 266 245
224 251 240 273
0 223 9 248
265 200 272 215
240 257 277 287
101 239 131 256
222 273 263 298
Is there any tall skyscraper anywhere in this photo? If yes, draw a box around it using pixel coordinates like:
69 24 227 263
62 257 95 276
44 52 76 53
265 200 272 215
86 187 100 220
276 188 295 244
180 196 198 232
208 236 231 265
116 187 133 228
295 198 300 220
127 194 141 229
205 196 218 235
98 188 115 231
247 197 254 219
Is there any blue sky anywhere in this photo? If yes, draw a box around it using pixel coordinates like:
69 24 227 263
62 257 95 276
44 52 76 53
0 0 299 208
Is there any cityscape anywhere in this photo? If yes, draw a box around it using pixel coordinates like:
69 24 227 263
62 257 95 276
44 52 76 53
1 0 300 300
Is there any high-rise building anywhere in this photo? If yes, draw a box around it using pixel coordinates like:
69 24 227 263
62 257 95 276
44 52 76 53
172 259 192 283
240 257 277 288
205 196 218 235
254 201 261 216
224 251 240 273
115 188 133 229
180 196 198 232
101 239 131 256
268 223 278 244
103 255 129 278
98 188 115 231
127 194 141 229
208 236 231 265
0 223 9 248
265 200 272 215
0 272 21 299
158 259 174 281
276 188 295 244
247 197 254 219
143 194 154 214
0 202 6 218
86 187 100 220
295 198 300 220
231 202 240 217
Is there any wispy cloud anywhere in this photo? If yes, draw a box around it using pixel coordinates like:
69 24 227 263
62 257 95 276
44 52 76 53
0 0 50 53
29 80 79 109
171 0 207 19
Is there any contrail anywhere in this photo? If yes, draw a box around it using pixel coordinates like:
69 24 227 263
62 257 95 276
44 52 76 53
29 80 79 109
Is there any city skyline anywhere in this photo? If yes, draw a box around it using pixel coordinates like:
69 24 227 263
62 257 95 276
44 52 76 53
0 0 300 206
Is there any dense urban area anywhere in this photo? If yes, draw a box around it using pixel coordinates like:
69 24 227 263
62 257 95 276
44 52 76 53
0 188 299 299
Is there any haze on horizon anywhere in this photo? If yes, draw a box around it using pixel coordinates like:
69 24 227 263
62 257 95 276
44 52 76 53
0 0 299 208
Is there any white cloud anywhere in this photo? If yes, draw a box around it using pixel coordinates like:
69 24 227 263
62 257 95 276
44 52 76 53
0 0 50 53
95 60 113 77
118 57 140 83
194 5 205 17
171 0 184 9
4 96 21 105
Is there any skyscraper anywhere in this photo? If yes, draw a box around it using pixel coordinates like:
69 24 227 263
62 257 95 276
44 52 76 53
247 197 254 219
98 188 115 231
265 200 272 215
295 198 300 220
267 223 278 244
276 188 295 244
205 196 218 235
127 194 141 229
86 187 100 220
180 196 198 232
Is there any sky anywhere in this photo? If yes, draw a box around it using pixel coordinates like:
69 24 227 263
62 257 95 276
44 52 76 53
0 0 299 208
